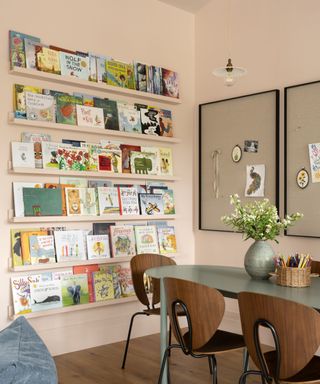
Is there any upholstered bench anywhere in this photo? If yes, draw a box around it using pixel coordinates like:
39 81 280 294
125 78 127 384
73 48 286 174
0 316 57 384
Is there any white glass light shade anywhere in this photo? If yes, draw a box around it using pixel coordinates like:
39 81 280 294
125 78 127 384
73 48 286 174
212 58 247 86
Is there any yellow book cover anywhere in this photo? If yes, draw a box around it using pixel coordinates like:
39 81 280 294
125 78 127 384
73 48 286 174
36 47 61 74
92 271 114 301
13 84 42 119
20 229 47 265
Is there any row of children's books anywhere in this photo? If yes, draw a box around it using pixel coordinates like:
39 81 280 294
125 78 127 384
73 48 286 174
12 136 173 176
14 84 174 137
11 262 135 315
13 180 175 218
9 31 179 98
11 223 177 267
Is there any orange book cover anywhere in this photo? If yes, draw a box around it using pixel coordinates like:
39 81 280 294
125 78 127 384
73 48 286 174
73 264 99 303
20 229 47 265
45 183 75 216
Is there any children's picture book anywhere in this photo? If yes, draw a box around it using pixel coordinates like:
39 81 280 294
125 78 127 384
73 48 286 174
56 94 83 125
76 105 104 129
36 46 61 74
25 92 55 122
134 62 147 92
139 193 164 215
93 98 119 130
24 38 40 69
159 109 173 137
79 143 99 171
42 142 67 169
9 31 40 69
87 179 112 188
13 84 42 119
92 271 114 301
23 187 62 216
11 228 23 267
11 274 41 314
56 146 89 171
73 92 94 107
97 187 120 215
153 66 162 95
20 229 47 265
118 187 140 215
61 274 89 306
13 182 43 217
54 230 86 262
11 142 35 168
59 177 87 188
97 147 122 173
130 150 159 175
99 264 122 298
30 280 62 312
96 55 108 82
73 264 99 303
159 147 173 175
157 226 177 254
65 188 82 215
117 102 142 133
117 263 135 297
81 188 98 216
21 132 51 169
88 53 98 82
162 189 176 214
92 222 115 236
135 225 159 254
161 68 179 99
29 235 56 264
106 60 135 89
86 235 110 259
147 65 154 94
45 183 74 216
120 144 141 173
140 107 161 135
110 225 136 257
60 52 90 80
52 269 73 280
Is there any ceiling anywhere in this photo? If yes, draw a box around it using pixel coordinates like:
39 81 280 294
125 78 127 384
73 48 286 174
157 0 211 13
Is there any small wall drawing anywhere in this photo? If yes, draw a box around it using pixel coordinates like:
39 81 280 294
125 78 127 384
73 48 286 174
296 168 309 189
244 140 258 153
245 164 265 197
231 145 242 163
308 143 320 183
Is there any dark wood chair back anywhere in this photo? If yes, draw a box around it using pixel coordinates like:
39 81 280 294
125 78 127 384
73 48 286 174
130 254 176 309
164 277 225 351
311 260 320 274
238 291 320 379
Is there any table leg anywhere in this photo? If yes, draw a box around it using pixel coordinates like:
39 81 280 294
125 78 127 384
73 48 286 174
160 277 168 384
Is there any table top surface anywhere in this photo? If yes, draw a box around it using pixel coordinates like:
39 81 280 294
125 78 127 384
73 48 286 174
146 265 320 310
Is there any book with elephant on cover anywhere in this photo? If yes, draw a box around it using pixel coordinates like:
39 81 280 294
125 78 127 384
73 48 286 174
129 150 159 175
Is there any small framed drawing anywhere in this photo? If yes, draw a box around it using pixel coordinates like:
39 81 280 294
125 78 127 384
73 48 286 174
231 145 242 163
296 168 309 189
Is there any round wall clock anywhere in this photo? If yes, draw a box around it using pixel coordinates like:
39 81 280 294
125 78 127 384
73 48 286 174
296 168 309 189
231 145 242 163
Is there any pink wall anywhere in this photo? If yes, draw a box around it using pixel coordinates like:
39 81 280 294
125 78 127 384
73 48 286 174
0 0 195 354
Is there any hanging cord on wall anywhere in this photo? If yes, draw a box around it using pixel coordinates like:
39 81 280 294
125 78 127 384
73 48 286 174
211 149 221 198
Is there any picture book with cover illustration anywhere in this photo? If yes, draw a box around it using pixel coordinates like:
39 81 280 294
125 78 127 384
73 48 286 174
52 269 73 281
159 109 173 137
97 187 120 215
118 187 140 215
152 66 162 95
61 274 89 306
80 143 99 171
24 38 40 69
56 146 89 171
157 226 177 254
13 182 43 217
11 228 24 267
30 280 62 312
134 225 159 254
134 62 147 92
162 189 175 214
56 94 83 125
97 147 122 173
140 107 161 135
60 52 89 80
9 31 40 69
23 187 62 216
117 102 141 133
159 148 173 176
161 68 179 99
130 150 158 176
99 264 122 298
110 225 136 257
120 144 141 173
93 98 119 130
36 46 61 74
45 183 74 216
86 235 110 259
73 264 99 303
20 229 47 265
139 193 164 215
76 105 104 129
11 274 41 314
54 230 86 262
117 263 135 297
25 92 55 122
106 60 135 89
92 271 114 301
29 235 56 264
21 132 51 169
14 84 42 119
11 142 35 169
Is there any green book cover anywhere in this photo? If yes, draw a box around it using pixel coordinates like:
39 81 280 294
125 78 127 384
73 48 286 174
56 94 82 125
93 97 119 130
22 188 62 216
61 274 89 306
106 60 135 89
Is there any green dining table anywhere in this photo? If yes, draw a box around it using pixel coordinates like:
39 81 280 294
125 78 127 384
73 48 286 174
146 264 320 384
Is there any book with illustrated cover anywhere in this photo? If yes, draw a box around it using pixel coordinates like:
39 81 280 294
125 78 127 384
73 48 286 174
117 263 135 297
130 150 159 176
120 144 141 173
140 107 161 135
110 225 136 257
76 105 104 129
13 84 42 119
139 193 164 215
99 264 122 298
56 94 83 125
86 235 110 259
97 147 122 173
96 55 109 83
134 62 147 92
162 189 175 214
11 142 35 168
36 46 61 74
42 142 70 169
54 230 86 262
21 132 51 169
13 182 43 217
25 92 55 122
161 68 179 99
117 102 141 133
141 146 160 174
11 227 39 267
159 109 173 137
73 93 94 107
52 269 73 280
24 38 40 69
80 143 99 171
65 187 96 216
9 31 40 69
87 179 112 188
134 225 159 254
92 222 115 236
59 177 87 188
93 98 119 130
97 187 120 215
118 187 140 215
11 274 41 314
45 183 75 216
153 66 162 95
21 229 47 265
81 188 97 216
157 226 177 254
106 60 135 89
23 188 62 217
30 280 62 312
73 264 99 303
65 187 81 216
29 235 56 264
159 147 173 176
92 271 114 301
56 146 89 171
147 65 154 94
60 52 89 80
61 274 89 306
88 53 98 82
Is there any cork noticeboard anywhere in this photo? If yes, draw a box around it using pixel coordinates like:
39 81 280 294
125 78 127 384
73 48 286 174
199 90 279 231
285 81 320 237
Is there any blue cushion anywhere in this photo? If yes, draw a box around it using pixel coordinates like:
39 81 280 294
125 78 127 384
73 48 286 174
0 316 57 384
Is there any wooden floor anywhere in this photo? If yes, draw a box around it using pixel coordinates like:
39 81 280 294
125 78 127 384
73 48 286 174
54 333 259 384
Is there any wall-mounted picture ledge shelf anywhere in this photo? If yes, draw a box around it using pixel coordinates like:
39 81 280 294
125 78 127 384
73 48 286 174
9 67 182 105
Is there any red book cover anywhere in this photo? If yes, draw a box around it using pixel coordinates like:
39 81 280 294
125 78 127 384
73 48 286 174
73 264 99 302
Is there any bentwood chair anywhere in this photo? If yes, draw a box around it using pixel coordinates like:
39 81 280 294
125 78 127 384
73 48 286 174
121 253 176 369
158 277 249 384
238 291 320 384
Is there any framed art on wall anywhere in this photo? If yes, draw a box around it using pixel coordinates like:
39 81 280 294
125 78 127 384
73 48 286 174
199 90 279 231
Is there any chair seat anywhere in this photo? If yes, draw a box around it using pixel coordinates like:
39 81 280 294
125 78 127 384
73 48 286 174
183 329 246 355
265 351 320 383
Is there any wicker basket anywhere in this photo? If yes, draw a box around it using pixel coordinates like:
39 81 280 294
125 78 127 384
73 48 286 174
276 267 311 287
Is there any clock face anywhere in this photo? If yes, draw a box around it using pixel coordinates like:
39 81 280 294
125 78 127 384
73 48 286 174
232 145 242 163
296 168 309 189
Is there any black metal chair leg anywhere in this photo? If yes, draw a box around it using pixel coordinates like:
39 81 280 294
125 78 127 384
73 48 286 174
168 324 172 357
208 356 213 375
158 344 181 384
210 355 217 384
238 370 269 384
121 311 149 369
